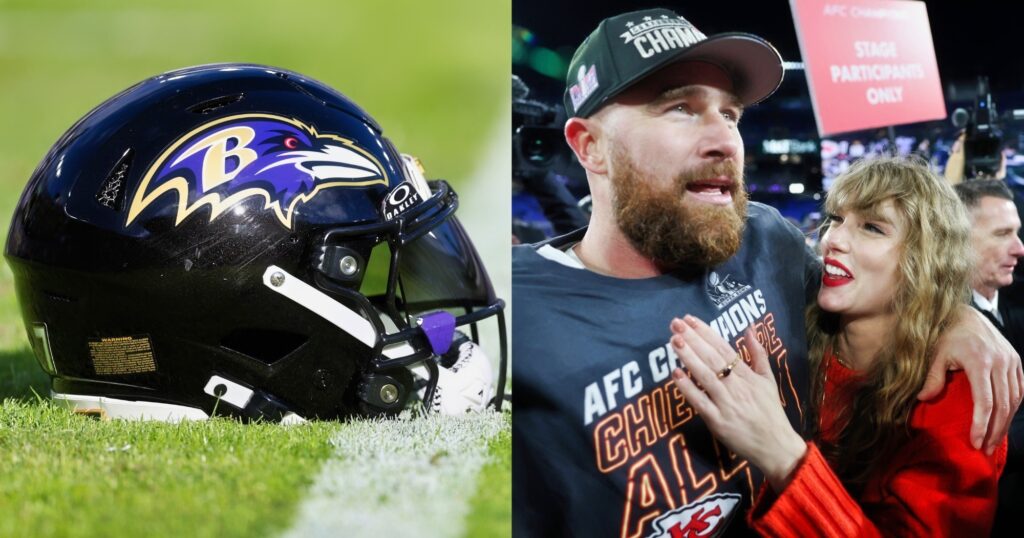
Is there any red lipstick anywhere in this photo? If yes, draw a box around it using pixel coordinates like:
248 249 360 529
822 257 854 287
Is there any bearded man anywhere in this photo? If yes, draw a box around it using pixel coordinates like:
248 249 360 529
512 8 1022 538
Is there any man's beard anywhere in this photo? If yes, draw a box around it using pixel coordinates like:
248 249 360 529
609 148 748 269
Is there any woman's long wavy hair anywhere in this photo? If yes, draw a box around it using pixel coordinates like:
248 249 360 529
805 156 973 490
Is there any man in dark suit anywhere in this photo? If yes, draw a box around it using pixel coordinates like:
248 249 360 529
956 179 1024 533
956 180 1024 345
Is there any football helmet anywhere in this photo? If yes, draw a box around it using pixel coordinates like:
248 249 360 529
5 63 507 421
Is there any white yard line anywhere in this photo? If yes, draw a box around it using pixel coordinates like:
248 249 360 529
281 113 511 538
280 412 506 538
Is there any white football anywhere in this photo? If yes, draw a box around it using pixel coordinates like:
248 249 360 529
418 339 494 415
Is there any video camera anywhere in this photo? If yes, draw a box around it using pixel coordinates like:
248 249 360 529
511 76 590 241
953 76 1008 178
512 76 569 180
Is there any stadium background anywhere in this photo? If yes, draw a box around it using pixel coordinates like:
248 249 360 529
0 1 510 536
513 0 1024 242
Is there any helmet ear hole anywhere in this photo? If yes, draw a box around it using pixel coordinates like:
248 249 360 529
220 328 307 365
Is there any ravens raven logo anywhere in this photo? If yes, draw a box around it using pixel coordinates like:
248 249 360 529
125 113 389 229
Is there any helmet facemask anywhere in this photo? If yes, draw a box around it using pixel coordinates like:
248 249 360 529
272 179 507 418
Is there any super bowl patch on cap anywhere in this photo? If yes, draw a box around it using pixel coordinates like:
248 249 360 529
569 64 600 112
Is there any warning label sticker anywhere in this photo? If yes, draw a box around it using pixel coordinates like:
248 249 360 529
88 335 156 375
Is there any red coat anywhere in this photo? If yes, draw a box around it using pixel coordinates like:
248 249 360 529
748 354 1007 536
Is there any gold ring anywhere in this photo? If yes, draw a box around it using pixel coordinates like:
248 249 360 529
717 354 742 378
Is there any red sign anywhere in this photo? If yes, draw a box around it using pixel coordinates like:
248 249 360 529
789 0 946 136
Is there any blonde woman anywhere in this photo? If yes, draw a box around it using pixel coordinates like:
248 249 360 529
671 157 1007 535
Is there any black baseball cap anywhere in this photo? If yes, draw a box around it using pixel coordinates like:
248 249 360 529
564 8 784 118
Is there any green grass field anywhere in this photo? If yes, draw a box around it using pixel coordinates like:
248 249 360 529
0 1 511 536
